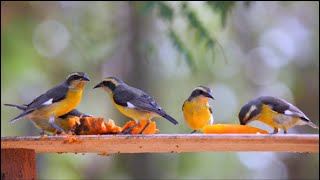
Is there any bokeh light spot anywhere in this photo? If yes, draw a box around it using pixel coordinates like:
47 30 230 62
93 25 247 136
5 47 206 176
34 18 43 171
210 84 238 123
33 20 70 58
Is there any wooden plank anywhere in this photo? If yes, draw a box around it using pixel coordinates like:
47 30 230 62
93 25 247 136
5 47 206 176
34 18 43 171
1 148 37 180
1 134 319 154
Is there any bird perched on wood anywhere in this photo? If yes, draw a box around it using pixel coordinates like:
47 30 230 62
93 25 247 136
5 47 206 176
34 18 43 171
4 72 90 134
182 86 215 133
4 104 91 134
238 96 319 134
93 77 178 134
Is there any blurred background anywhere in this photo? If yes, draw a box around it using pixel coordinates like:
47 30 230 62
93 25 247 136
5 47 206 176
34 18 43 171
1 1 319 179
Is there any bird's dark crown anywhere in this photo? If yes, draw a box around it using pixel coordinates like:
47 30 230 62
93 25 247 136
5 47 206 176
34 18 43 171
238 100 262 125
188 86 214 100
104 77 124 84
94 76 124 91
66 72 90 85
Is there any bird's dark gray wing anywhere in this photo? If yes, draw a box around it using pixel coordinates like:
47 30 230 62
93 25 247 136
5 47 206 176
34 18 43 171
259 96 309 121
132 94 164 114
113 85 165 115
113 85 179 125
283 102 309 121
259 96 290 114
24 81 69 112
112 85 138 106
8 81 69 123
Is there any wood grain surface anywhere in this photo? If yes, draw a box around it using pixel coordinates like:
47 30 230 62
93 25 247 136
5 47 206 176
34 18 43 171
1 149 36 180
1 134 319 154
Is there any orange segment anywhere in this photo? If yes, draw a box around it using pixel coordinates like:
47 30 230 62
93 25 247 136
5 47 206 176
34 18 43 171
73 117 106 135
105 119 122 134
57 116 159 135
67 116 80 128
202 124 269 134
121 120 159 134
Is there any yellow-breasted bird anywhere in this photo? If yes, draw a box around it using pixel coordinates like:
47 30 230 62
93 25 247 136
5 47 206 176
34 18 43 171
182 86 214 133
4 104 91 134
93 77 178 134
238 96 319 134
4 72 90 133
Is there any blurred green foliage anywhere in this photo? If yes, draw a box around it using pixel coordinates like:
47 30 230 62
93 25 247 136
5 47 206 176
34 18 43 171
135 1 235 70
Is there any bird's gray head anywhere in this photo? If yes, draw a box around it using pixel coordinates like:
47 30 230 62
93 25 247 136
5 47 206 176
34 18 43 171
66 72 90 87
93 76 124 94
238 99 261 125
188 86 214 100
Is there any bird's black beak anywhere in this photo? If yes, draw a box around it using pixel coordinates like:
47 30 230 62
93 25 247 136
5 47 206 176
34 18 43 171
93 82 103 89
204 92 214 99
82 75 91 81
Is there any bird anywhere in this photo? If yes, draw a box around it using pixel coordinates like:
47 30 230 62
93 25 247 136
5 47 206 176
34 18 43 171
182 86 215 133
93 77 178 134
4 72 90 134
238 96 319 134
4 104 91 134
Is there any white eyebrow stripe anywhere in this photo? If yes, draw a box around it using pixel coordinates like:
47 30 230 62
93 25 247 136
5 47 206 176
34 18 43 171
244 105 257 121
194 87 206 92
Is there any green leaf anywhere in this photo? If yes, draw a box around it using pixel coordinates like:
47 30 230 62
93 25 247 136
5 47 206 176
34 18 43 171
136 2 156 14
157 2 174 22
181 3 214 51
169 29 195 70
206 1 235 26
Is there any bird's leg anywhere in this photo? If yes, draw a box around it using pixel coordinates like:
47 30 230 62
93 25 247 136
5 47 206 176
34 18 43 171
271 128 278 134
49 115 67 134
283 129 287 134
39 129 50 138
67 127 76 135
139 121 150 134
40 129 45 136
191 130 197 134
123 121 140 134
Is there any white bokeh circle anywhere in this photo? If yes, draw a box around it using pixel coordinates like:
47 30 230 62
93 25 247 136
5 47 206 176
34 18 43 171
33 20 70 58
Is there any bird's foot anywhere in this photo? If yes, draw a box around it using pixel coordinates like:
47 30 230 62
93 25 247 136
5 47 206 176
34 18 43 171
271 128 279 134
190 130 197 134
283 129 287 134
123 122 140 134
139 121 150 134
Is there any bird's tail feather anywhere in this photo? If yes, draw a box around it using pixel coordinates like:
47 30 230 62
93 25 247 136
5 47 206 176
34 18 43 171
162 114 179 125
307 121 319 129
4 103 27 111
8 111 33 124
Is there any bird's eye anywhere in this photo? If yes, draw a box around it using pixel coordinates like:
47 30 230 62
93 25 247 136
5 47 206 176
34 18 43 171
77 76 84 80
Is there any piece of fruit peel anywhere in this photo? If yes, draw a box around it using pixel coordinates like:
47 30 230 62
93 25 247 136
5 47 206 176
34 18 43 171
72 117 120 135
48 115 159 135
121 120 159 134
202 124 269 134
40 134 48 139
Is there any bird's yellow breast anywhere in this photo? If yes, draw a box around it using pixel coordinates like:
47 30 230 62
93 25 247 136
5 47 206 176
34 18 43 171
183 97 212 130
28 88 83 119
256 104 299 129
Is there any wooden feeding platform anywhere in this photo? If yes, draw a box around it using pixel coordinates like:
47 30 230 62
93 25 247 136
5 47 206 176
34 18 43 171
1 134 319 179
